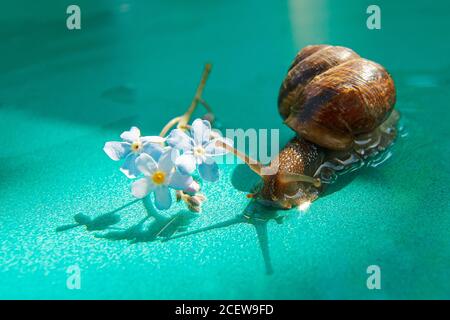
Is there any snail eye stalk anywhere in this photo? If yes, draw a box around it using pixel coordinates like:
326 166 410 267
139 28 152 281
279 172 321 188
215 140 263 176
214 140 321 188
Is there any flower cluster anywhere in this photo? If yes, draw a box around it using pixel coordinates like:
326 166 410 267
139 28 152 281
103 119 229 211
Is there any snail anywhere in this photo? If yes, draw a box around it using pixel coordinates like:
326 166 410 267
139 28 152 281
157 44 399 210
218 44 399 209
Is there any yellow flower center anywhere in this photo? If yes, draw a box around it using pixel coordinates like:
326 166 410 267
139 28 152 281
131 140 142 153
193 146 205 157
152 171 166 185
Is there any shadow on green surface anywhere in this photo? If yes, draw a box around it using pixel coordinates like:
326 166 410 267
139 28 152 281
95 209 198 243
57 189 285 275
56 197 198 241
56 199 140 232
163 202 286 275
231 164 261 193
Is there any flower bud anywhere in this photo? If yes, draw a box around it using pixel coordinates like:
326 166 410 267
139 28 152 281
202 112 215 123
187 204 201 213
184 180 200 195
187 195 202 207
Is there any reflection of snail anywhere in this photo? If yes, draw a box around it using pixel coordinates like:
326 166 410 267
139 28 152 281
219 45 399 209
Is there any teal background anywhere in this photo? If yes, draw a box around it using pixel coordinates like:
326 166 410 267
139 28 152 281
0 0 449 299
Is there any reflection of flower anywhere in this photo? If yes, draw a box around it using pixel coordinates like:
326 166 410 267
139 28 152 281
131 150 194 210
166 119 229 182
103 126 164 178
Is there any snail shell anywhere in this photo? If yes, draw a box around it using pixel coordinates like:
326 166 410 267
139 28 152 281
278 45 396 150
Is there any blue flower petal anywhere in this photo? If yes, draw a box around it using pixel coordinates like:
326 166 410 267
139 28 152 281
131 177 154 198
198 161 219 182
175 153 196 175
158 148 178 174
166 129 194 152
204 137 232 157
140 136 165 144
191 119 211 146
183 180 200 195
169 171 193 190
120 126 141 143
135 153 158 176
143 142 164 161
103 141 130 161
154 186 172 210
120 153 140 178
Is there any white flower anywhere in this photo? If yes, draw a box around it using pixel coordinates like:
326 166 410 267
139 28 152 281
166 119 230 182
103 126 164 178
131 149 194 210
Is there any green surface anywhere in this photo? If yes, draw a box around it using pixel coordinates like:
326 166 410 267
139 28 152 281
1 0 450 299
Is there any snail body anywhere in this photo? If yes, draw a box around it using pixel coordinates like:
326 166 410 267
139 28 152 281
253 45 399 209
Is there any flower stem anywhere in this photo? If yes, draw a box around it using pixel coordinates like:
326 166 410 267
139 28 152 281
159 116 181 137
159 64 212 137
